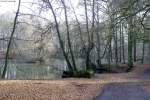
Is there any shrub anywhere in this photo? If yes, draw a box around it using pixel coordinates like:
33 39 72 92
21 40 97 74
62 69 95 78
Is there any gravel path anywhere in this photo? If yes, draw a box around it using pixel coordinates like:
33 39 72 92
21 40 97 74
94 68 150 100
140 69 150 79
94 83 150 100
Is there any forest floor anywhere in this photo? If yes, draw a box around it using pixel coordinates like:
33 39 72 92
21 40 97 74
0 64 150 100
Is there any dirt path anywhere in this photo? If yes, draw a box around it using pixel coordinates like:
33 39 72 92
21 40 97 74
94 64 150 100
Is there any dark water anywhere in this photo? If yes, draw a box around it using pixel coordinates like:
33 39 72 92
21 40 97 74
0 58 85 79
0 59 66 79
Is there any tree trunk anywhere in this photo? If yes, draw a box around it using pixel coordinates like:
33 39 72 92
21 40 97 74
128 18 133 70
84 0 91 69
119 22 122 62
61 0 77 71
91 0 95 42
96 0 101 67
114 25 118 64
70 1 86 57
47 0 73 72
122 23 125 64
133 30 137 62
141 40 145 64
141 29 145 64
1 0 21 79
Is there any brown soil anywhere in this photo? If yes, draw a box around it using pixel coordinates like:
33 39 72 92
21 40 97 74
0 80 105 100
132 64 150 72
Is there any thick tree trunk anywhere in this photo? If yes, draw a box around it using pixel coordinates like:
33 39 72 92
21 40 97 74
141 30 145 64
133 31 137 62
122 23 125 64
119 23 122 62
128 18 133 69
108 22 113 66
141 40 145 64
114 25 118 64
108 41 111 67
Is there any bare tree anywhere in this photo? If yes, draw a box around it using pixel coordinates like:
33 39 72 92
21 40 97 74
45 0 74 72
96 0 101 67
1 0 21 79
61 0 77 71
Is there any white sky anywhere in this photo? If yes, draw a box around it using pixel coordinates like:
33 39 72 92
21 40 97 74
0 1 16 14
0 0 80 16
0 0 106 22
